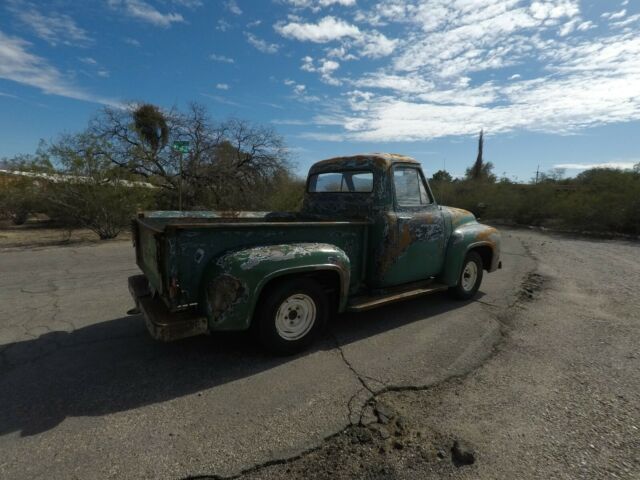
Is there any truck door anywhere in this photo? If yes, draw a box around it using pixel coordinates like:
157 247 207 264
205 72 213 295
374 165 445 287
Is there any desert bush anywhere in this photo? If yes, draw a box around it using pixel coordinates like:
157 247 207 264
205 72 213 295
45 133 156 239
0 177 41 224
437 168 640 235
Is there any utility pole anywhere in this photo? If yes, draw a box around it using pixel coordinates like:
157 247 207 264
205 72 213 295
535 165 540 184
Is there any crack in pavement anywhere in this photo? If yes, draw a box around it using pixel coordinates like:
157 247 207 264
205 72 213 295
180 253 544 480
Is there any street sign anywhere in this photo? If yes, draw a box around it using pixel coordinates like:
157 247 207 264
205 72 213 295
172 140 190 153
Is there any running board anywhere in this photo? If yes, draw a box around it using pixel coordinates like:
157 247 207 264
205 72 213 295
346 283 449 312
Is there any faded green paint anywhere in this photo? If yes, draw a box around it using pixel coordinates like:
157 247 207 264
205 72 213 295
132 153 501 340
200 243 350 331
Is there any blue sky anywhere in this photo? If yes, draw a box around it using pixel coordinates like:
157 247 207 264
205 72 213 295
1 0 639 181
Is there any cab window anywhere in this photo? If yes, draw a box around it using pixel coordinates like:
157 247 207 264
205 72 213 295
308 171 373 193
393 167 431 206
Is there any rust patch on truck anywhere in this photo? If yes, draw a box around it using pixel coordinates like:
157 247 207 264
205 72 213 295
475 226 499 245
376 213 445 277
206 274 246 323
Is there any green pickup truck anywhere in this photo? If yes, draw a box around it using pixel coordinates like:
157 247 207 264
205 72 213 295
129 153 501 354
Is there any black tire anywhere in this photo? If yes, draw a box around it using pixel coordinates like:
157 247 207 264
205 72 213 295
450 251 484 300
254 277 328 355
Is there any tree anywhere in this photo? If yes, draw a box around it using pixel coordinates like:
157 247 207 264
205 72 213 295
430 169 453 183
465 129 496 182
0 146 53 224
45 132 155 239
91 102 290 210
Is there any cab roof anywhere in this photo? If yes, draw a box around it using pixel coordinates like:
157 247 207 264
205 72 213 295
309 153 419 174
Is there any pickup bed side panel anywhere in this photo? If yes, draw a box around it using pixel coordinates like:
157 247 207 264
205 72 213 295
200 243 351 331
166 223 366 310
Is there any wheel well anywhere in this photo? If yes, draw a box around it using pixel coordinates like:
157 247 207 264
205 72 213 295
469 245 493 271
257 270 342 311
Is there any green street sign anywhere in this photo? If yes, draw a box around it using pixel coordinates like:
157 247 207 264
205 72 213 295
172 140 190 153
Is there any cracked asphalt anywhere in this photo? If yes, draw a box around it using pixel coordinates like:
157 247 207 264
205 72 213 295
1 229 637 479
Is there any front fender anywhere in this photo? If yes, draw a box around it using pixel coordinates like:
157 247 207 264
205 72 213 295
200 243 351 331
438 223 500 286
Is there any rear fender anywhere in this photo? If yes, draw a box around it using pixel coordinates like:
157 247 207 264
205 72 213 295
200 243 351 331
438 223 500 286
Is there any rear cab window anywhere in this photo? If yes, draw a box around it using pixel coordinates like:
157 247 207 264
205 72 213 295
308 171 373 193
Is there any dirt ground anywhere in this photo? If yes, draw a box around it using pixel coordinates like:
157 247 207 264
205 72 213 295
206 230 640 480
0 219 130 249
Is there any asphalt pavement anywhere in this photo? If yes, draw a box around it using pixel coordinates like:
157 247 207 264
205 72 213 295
1 231 535 479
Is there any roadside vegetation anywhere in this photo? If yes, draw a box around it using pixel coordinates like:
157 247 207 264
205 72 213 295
429 131 640 236
0 102 303 240
1 113 638 240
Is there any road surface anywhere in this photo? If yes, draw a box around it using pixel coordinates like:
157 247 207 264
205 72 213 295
1 229 636 479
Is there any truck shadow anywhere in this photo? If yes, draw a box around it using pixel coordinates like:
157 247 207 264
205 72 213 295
0 292 485 437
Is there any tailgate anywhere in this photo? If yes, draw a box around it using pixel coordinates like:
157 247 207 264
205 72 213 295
134 218 165 295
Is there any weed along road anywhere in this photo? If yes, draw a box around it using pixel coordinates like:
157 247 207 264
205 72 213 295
1 229 638 479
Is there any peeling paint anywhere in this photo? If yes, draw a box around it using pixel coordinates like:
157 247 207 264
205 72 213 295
131 153 501 339
205 274 246 323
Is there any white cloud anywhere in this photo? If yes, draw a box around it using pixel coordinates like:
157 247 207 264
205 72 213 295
326 45 358 60
301 55 315 72
554 162 637 170
276 16 398 66
283 0 356 10
0 29 118 106
225 0 242 15
216 83 230 90
530 0 579 21
8 1 92 46
284 78 319 101
610 13 640 29
277 0 640 143
216 19 231 31
246 33 280 53
210 53 235 63
275 16 360 42
602 9 627 20
247 20 262 27
107 0 184 27
124 37 141 47
300 56 341 84
172 0 203 7
355 31 398 58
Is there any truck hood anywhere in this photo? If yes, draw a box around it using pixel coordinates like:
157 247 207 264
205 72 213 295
440 206 477 229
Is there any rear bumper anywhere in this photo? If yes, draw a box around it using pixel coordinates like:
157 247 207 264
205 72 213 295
128 275 208 342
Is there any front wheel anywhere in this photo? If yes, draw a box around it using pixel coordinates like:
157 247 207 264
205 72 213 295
254 278 328 355
450 251 484 300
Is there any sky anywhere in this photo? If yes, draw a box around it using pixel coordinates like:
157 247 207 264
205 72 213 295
0 0 639 181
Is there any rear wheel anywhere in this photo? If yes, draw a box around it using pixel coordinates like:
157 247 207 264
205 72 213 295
451 251 484 300
254 278 328 355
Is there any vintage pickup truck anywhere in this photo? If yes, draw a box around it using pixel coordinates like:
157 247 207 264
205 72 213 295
129 153 501 354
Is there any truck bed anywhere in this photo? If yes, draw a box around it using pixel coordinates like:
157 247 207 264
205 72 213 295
133 211 370 310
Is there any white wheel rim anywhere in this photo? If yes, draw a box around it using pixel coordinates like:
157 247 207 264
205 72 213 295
275 294 317 341
461 261 478 292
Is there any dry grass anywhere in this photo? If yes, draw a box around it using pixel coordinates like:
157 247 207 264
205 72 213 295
0 218 130 249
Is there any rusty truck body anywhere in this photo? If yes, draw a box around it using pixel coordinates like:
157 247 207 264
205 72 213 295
128 153 501 354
